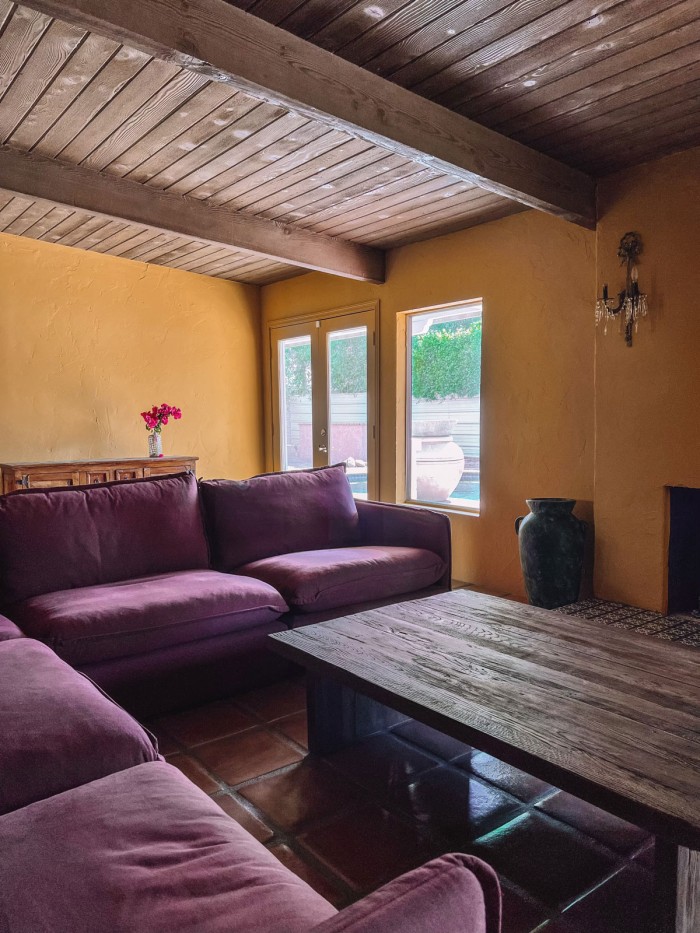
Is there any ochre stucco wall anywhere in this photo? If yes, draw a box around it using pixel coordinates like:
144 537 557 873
262 210 596 599
0 233 264 480
594 147 700 611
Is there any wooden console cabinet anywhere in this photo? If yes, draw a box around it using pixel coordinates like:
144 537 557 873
0 456 198 494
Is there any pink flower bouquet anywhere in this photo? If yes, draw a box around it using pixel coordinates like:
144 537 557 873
140 404 182 456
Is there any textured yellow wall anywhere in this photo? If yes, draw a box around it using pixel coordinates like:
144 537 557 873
594 148 700 611
262 210 596 599
0 233 264 480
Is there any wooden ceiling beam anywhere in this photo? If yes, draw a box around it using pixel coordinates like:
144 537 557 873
0 146 385 282
19 0 597 228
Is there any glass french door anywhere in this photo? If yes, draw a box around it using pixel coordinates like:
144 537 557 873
270 308 377 499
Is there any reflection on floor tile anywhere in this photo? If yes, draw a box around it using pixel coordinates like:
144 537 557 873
300 803 434 891
213 793 274 843
470 812 617 908
390 766 525 844
463 752 552 802
241 758 361 831
146 676 656 932
560 865 654 933
536 791 650 855
325 733 438 795
393 719 471 760
269 844 350 908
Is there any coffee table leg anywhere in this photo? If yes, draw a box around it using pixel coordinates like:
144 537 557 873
655 841 700 932
306 674 405 755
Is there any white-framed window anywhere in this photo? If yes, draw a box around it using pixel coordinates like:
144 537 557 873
405 300 482 512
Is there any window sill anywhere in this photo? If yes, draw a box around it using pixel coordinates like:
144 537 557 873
403 498 480 517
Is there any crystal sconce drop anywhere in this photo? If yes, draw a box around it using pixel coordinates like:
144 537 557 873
595 231 649 347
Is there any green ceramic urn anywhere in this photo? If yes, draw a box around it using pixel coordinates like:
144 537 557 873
515 498 586 610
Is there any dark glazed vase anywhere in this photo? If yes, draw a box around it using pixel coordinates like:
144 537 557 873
515 499 586 610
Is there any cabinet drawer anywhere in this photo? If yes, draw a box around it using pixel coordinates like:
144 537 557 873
83 470 114 485
23 470 82 489
115 468 144 481
144 464 190 477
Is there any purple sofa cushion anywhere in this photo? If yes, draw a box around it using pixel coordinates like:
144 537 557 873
12 570 288 665
311 854 501 933
200 465 360 571
0 472 210 606
238 546 446 613
0 613 22 640
0 761 337 933
0 638 159 815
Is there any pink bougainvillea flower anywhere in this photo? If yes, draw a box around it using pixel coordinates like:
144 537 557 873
140 403 182 432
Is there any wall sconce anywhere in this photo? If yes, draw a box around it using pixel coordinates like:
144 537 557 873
595 231 649 347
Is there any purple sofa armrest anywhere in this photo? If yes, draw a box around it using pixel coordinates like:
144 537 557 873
356 499 452 588
311 853 501 933
0 613 22 641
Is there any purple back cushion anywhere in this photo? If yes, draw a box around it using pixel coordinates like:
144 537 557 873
0 472 209 605
200 465 360 571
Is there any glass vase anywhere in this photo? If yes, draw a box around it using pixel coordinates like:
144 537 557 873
148 432 163 458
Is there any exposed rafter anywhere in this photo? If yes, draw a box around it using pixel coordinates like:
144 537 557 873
0 146 385 282
19 0 597 228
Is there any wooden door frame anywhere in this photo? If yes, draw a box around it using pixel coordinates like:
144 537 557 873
266 301 379 499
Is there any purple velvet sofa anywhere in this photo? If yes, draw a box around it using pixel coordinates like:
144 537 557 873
0 466 450 716
0 625 501 933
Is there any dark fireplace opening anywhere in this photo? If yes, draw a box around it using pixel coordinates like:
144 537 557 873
668 486 700 614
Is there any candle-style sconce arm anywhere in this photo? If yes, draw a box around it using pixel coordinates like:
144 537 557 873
595 232 649 347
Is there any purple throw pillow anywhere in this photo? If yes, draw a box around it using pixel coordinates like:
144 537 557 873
200 465 360 571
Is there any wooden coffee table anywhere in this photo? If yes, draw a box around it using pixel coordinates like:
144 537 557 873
270 588 700 933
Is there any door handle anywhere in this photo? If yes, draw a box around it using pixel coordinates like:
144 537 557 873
318 445 328 453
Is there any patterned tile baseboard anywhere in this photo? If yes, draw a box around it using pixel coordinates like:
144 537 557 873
559 599 700 647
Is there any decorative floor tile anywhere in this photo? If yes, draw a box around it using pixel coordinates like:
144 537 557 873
194 728 303 785
634 619 686 639
240 758 361 831
561 600 700 645
665 620 700 640
299 803 434 891
536 792 650 855
469 812 617 908
462 752 553 802
213 793 275 843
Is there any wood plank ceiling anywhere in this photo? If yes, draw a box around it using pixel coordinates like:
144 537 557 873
0 1 697 284
226 0 700 176
0 1 525 283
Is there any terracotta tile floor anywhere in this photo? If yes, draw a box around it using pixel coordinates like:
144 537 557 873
148 677 656 931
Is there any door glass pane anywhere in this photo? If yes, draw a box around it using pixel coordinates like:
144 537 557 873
279 335 313 471
408 304 482 510
328 326 368 498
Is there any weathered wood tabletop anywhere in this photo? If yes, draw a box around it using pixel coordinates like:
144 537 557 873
270 588 700 933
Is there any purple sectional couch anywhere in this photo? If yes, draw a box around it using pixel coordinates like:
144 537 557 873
0 465 450 716
0 624 501 932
